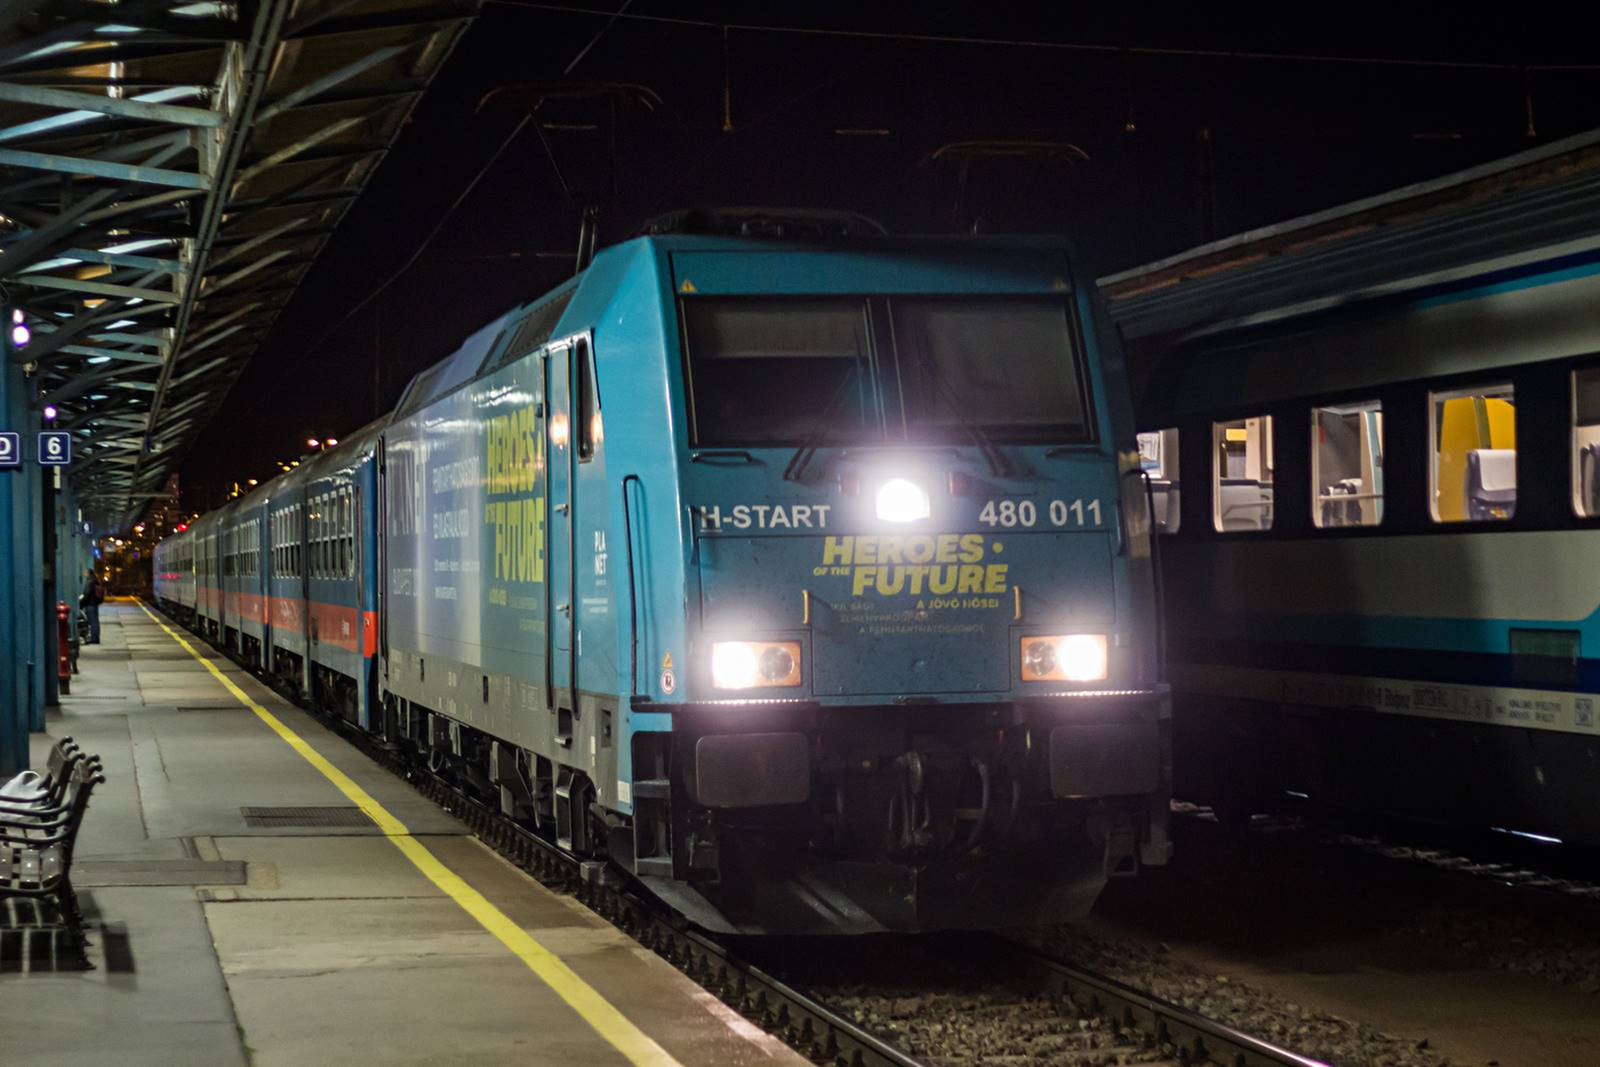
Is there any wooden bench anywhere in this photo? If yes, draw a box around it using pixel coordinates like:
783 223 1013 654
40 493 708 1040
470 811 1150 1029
1 739 105 926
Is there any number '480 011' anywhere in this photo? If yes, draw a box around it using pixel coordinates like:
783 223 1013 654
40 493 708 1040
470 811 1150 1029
977 498 1102 528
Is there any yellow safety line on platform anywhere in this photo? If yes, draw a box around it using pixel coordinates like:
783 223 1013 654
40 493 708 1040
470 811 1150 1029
136 603 682 1067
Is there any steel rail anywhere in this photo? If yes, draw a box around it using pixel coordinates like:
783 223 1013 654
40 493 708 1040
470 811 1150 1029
154 600 1326 1067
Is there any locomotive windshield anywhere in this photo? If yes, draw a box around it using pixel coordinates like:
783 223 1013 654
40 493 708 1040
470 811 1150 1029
682 297 876 446
682 295 1090 446
891 298 1090 442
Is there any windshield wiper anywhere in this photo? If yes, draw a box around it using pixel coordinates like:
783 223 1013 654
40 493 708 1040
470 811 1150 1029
783 364 861 482
919 356 1010 478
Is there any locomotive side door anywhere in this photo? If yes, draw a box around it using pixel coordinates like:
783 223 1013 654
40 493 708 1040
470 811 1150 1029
545 342 576 711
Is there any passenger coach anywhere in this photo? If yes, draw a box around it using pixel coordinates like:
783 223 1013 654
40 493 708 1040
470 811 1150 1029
1107 131 1600 846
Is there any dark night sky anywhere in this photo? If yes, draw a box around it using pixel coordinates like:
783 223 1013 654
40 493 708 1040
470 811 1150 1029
179 4 1600 507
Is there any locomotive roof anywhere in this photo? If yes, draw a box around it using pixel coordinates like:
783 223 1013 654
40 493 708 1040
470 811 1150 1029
1098 124 1600 351
388 231 1081 420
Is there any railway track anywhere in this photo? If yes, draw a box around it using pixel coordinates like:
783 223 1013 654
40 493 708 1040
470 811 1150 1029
307 707 1326 1067
1174 803 1600 904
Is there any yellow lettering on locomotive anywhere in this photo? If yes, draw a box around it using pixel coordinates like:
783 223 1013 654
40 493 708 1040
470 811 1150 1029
833 534 1007 601
485 407 545 583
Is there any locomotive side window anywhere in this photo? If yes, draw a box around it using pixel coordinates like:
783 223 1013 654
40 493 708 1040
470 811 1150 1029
682 298 874 446
1430 384 1515 522
892 299 1090 443
1312 401 1384 527
1574 368 1600 518
1137 429 1180 533
576 339 599 462
1212 416 1274 532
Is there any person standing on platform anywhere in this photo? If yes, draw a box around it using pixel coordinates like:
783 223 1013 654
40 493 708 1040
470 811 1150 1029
80 568 103 645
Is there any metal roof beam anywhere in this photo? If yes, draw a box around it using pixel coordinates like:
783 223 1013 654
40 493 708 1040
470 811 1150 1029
0 82 218 142
212 222 333 246
42 363 148 403
0 138 189 275
13 300 169 364
183 299 265 342
169 352 234 386
205 213 309 269
77 186 203 227
174 321 249 362
260 75 425 113
224 184 355 212
236 138 385 169
202 247 294 296
48 0 242 41
0 128 197 200
231 114 362 183
59 344 166 365
0 42 217 79
255 43 406 122
21 245 184 274
19 273 180 303
0 144 208 189
286 5 475 40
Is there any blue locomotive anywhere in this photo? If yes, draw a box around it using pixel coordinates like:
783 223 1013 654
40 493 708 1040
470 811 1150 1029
156 212 1170 932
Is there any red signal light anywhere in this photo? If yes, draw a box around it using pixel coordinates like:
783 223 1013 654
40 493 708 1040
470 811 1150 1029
176 522 188 531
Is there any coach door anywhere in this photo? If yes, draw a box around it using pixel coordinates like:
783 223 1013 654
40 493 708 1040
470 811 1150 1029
545 342 576 714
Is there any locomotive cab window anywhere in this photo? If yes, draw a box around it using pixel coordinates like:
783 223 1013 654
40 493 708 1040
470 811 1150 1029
1137 428 1180 532
1430 384 1515 522
1574 368 1600 518
1312 401 1384 527
891 298 1090 443
576 338 599 462
1212 416 1274 532
682 297 874 446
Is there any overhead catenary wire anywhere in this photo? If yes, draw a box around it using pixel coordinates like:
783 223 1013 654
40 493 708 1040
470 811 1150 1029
489 2 1600 73
283 0 634 375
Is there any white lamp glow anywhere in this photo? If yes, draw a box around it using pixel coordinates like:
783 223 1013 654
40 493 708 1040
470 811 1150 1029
875 477 930 523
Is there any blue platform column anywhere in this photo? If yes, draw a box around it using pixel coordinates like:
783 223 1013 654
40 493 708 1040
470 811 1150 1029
41 461 60 710
25 430 46 726
1 315 39 773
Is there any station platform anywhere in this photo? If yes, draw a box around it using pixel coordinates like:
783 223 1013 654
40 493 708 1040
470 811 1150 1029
2 602 801 1067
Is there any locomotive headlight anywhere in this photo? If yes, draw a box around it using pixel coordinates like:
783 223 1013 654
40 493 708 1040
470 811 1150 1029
1020 634 1108 683
711 640 803 689
875 477 930 523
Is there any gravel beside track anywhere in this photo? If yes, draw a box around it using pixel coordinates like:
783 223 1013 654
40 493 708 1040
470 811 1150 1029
1173 808 1600 997
742 934 1185 1066
1018 928 1455 1067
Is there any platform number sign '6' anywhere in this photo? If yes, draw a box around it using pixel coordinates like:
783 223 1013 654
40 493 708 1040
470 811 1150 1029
0 431 19 469
38 431 71 467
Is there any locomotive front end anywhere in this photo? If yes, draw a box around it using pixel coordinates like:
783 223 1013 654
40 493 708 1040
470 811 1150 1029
640 240 1170 933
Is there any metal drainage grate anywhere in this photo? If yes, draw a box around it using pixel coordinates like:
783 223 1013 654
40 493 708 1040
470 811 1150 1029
240 806 375 828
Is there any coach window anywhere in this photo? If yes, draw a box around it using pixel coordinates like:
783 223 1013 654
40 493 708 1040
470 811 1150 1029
1312 401 1384 527
1136 429 1181 533
1430 384 1515 522
1212 416 1274 531
1574 369 1600 517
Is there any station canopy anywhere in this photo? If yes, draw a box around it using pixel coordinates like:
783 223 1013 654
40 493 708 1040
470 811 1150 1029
0 0 478 530
1099 126 1600 361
